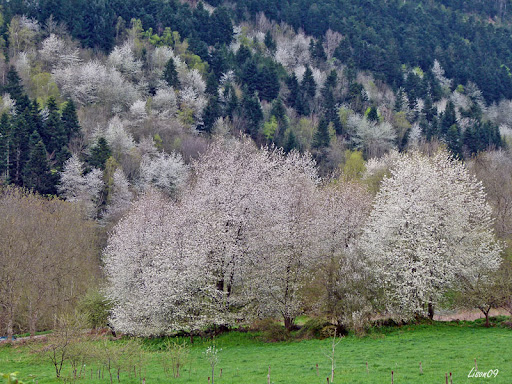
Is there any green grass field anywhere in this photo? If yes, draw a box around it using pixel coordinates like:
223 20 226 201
1 320 511 383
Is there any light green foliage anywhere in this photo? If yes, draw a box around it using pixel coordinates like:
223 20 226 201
160 340 190 379
342 150 366 181
78 288 112 330
0 372 23 384
263 115 278 141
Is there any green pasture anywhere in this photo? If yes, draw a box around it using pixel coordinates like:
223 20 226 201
1 320 511 383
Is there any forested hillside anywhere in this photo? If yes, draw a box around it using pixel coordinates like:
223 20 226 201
1 0 512 338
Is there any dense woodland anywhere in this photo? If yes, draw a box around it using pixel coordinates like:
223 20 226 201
1 0 512 339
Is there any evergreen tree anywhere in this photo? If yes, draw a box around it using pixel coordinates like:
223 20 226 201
441 101 457 136
202 96 221 133
258 64 280 101
44 97 66 158
206 71 219 96
264 31 276 53
0 113 10 181
163 57 180 89
313 117 330 148
3 67 24 104
88 137 111 170
242 91 263 138
61 99 81 141
284 130 299 152
22 131 54 194
286 73 300 108
367 106 379 122
9 110 31 186
224 84 239 119
301 66 316 100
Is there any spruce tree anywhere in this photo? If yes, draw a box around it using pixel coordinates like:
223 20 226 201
9 109 31 186
89 137 111 170
242 90 263 138
286 74 300 108
22 131 54 194
3 67 24 104
61 99 81 141
163 57 180 89
313 117 331 148
264 31 276 53
301 66 316 100
202 96 221 133
0 113 10 181
44 97 66 157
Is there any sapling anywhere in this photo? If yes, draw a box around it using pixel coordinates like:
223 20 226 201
204 345 221 384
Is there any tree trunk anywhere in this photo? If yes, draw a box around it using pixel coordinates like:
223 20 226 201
7 316 13 342
284 316 294 331
427 302 434 320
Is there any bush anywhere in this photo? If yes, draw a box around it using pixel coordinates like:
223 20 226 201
78 288 112 329
251 318 290 342
295 318 332 339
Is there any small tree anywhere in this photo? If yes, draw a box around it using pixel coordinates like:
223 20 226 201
204 345 221 384
160 340 190 379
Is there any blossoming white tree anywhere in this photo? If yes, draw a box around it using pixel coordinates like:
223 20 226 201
359 150 502 320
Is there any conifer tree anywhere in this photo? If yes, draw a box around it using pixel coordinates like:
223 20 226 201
44 97 66 157
9 110 31 185
22 131 54 194
88 137 111 170
313 117 331 148
0 113 10 182
163 57 180 89
61 100 81 141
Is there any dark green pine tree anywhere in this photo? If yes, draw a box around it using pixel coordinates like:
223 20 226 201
8 110 31 186
258 64 280 102
446 124 462 158
0 113 11 181
441 101 457 136
224 84 239 119
313 117 331 148
241 58 259 95
61 99 81 141
44 97 67 158
205 71 219 96
88 137 111 170
163 57 180 89
3 67 24 104
367 106 379 122
242 90 263 138
264 31 276 53
22 131 54 194
301 66 316 100
284 130 299 153
286 73 300 108
30 100 44 138
202 96 221 133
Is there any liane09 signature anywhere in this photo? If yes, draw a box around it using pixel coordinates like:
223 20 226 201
468 368 499 378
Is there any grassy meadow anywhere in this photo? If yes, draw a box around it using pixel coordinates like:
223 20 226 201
1 320 511 383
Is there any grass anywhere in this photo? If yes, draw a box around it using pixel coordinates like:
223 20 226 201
1 319 511 383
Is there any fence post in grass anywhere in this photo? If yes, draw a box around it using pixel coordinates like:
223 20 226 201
391 370 394 384
327 377 330 383
450 372 453 384
316 363 319 376
208 377 210 384
220 368 222 378
445 373 448 384
475 358 478 371
267 365 270 384
420 362 423 374
366 361 369 374
142 378 145 384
